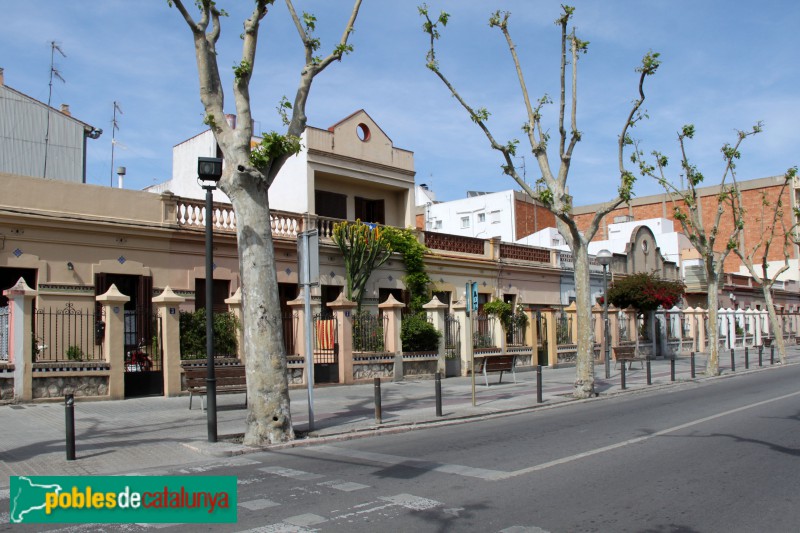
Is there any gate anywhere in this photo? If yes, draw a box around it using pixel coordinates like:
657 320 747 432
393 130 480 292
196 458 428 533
312 313 339 383
536 311 548 366
124 309 164 397
444 313 461 359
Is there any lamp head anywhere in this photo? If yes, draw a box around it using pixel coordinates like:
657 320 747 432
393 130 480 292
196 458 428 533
198 157 223 183
596 249 613 267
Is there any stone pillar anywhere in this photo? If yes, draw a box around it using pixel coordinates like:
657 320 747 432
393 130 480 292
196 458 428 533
524 306 537 349
540 308 558 367
564 301 578 343
424 296 449 374
452 299 470 376
4 278 36 401
327 293 357 385
697 309 707 352
96 284 130 400
379 295 406 381
608 305 620 348
287 290 308 383
224 288 244 363
592 304 603 361
152 287 185 397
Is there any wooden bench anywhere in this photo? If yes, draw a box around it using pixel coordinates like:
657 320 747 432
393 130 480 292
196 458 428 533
613 345 645 369
479 355 517 387
183 364 247 410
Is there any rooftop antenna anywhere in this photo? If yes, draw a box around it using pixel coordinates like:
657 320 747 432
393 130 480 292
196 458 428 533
110 101 123 186
44 41 66 179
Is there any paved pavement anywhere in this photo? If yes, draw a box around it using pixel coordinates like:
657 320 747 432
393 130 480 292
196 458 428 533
1 345 797 489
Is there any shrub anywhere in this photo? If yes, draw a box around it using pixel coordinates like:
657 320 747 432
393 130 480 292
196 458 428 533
606 272 685 311
180 309 240 359
401 313 441 352
66 345 84 361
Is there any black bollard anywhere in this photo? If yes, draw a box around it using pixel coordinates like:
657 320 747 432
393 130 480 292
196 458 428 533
745 347 749 369
536 365 543 404
435 372 443 417
690 352 696 378
646 359 652 385
759 345 763 366
374 378 382 424
621 362 627 390
670 358 676 382
770 345 775 365
730 348 736 372
65 394 76 461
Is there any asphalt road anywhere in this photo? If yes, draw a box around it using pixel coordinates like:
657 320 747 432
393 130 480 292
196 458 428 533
5 364 800 532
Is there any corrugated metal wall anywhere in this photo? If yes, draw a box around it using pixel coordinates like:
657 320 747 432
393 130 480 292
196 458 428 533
0 86 85 182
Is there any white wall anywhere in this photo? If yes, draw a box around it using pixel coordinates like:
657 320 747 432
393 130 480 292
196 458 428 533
425 190 516 241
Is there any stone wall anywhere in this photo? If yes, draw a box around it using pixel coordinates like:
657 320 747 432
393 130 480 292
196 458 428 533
403 359 437 377
32 375 109 399
353 361 394 380
0 377 13 401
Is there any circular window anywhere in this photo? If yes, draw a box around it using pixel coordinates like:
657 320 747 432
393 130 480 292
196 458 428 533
641 239 649 253
356 123 371 142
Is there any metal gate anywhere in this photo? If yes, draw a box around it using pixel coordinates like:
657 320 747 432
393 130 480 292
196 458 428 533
536 311 548 366
312 313 339 383
445 313 460 359
124 309 164 397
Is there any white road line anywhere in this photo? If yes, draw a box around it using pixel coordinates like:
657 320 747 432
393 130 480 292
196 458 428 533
258 466 323 480
497 389 800 480
313 445 506 480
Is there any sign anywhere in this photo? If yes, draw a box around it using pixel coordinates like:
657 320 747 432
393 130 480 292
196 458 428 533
297 229 319 286
471 282 479 314
465 281 479 315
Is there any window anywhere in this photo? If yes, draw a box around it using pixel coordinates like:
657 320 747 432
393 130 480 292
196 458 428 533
354 196 385 224
490 211 501 223
434 220 442 229
195 279 231 314
460 216 470 229
477 212 486 223
315 190 347 220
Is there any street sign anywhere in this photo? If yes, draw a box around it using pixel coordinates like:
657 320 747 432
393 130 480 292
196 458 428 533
471 282 479 314
297 229 319 285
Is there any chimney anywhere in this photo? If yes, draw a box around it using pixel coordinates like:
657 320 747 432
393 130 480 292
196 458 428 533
60 104 71 116
225 114 236 129
0 67 4 86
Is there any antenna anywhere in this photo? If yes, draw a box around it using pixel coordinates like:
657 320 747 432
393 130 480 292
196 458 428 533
44 41 66 179
110 101 123 186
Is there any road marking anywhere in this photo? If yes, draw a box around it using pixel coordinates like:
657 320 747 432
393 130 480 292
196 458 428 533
239 498 280 511
314 445 506 480
500 527 550 533
176 458 259 474
379 493 443 511
258 466 324 480
498 389 800 480
317 480 370 492
237 524 315 533
283 513 327 527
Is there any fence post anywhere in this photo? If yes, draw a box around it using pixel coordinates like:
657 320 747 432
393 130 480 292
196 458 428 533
452 299 470 376
96 284 131 400
224 288 245 364
542 308 559 367
152 287 185 397
379 294 406 382
287 290 308 385
423 296 449 376
4 278 36 401
327 293 357 385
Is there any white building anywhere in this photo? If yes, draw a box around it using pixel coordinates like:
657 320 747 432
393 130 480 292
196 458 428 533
421 189 519 242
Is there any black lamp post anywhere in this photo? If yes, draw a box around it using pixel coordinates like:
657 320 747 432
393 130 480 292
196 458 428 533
198 156 223 442
596 249 613 379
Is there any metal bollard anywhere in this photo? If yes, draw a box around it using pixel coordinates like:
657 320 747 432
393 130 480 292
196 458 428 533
373 378 382 425
646 359 652 385
670 358 676 382
745 347 749 369
536 365 543 404
690 352 696 378
770 345 775 365
758 345 763 367
65 394 76 461
730 348 736 372
621 363 627 390
435 372 443 417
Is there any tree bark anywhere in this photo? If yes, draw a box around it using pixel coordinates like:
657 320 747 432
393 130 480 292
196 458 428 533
705 272 720 376
571 240 595 398
763 289 787 364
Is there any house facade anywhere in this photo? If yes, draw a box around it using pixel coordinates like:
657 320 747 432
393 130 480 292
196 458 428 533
0 68 102 183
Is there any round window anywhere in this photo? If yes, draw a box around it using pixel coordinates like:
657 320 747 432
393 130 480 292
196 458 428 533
356 123 371 142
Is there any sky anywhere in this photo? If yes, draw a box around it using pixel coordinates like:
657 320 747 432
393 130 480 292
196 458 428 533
2 1 798 206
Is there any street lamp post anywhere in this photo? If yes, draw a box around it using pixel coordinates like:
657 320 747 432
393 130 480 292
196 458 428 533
596 249 613 379
198 157 223 443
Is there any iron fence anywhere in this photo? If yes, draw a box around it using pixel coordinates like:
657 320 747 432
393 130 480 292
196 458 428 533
507 319 527 346
353 311 387 352
473 314 495 348
34 303 104 362
445 313 461 358
556 311 573 345
283 311 297 355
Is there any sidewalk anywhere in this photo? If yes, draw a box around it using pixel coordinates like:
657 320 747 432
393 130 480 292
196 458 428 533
1 345 797 488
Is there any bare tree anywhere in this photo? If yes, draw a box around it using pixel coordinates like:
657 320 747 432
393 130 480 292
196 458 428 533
169 0 362 444
419 4 659 398
730 167 797 364
638 123 761 375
